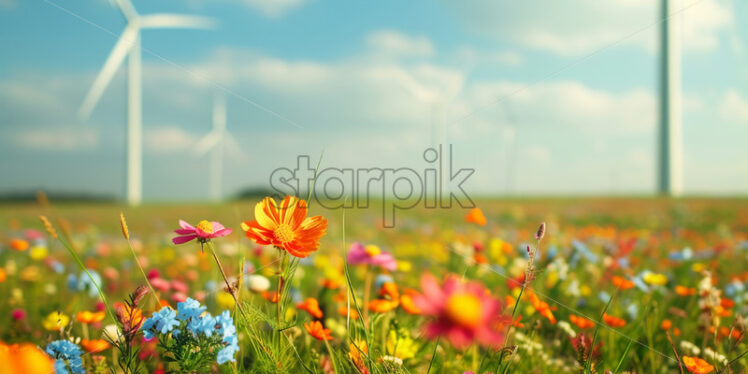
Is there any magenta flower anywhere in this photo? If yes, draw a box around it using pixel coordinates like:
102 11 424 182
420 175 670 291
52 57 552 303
413 273 508 350
172 220 232 245
347 242 397 271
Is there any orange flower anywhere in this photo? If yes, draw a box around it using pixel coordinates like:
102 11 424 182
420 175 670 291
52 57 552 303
611 276 634 290
682 356 714 374
379 282 400 300
368 299 399 313
262 291 279 303
570 314 595 329
675 286 697 296
338 306 359 320
0 341 55 374
602 313 626 328
529 292 556 324
80 339 111 353
9 239 29 251
720 297 735 309
0 269 6 283
473 253 488 265
304 321 333 341
297 298 324 319
76 310 106 324
242 196 328 258
321 278 341 290
465 208 487 226
660 319 672 330
400 289 422 315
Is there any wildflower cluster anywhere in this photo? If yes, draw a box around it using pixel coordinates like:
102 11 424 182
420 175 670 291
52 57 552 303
141 298 239 372
45 340 85 374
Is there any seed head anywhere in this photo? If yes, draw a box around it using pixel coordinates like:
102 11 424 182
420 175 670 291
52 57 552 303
39 215 58 240
119 212 130 240
536 222 546 241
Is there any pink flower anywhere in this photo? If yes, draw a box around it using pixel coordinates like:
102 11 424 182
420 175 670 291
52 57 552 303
11 308 26 321
172 220 232 245
150 277 171 292
347 242 397 271
413 273 508 350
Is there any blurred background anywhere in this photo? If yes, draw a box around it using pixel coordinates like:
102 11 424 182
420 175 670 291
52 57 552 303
0 0 746 203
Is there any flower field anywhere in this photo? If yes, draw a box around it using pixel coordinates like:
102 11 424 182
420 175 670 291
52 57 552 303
1 196 748 373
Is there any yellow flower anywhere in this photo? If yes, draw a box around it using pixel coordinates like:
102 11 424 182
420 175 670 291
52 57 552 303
42 311 70 331
216 291 235 310
643 272 668 286
386 330 418 360
397 261 412 272
29 246 48 261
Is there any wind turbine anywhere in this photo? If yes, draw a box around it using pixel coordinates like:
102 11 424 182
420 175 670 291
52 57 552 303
195 92 243 201
658 0 683 196
78 0 215 206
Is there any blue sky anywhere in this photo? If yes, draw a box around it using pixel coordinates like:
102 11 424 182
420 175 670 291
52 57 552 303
0 0 746 200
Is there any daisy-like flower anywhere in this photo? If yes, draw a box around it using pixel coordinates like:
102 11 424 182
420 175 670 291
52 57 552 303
682 356 714 374
172 220 233 245
304 320 333 341
241 196 328 258
413 273 508 350
347 243 397 271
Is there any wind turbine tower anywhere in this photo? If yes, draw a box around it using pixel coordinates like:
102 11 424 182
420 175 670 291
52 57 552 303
658 0 683 196
78 0 214 205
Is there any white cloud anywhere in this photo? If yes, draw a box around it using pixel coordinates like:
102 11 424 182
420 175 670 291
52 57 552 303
145 125 199 153
13 128 98 151
366 30 435 58
719 90 748 124
446 0 733 56
235 0 306 18
453 46 523 67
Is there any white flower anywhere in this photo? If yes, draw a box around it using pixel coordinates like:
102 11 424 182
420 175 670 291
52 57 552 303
246 275 270 293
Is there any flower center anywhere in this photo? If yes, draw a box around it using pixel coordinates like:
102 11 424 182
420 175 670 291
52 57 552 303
273 223 295 243
196 220 214 233
445 293 482 328
365 245 381 257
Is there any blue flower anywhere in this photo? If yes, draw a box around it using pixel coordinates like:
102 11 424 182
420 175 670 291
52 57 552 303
217 345 238 364
142 306 180 339
177 298 206 321
187 314 216 337
67 270 103 298
375 274 394 289
46 340 84 374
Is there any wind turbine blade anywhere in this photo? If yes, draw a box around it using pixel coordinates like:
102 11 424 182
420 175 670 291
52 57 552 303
78 24 138 119
194 131 221 156
213 92 226 132
224 132 247 160
113 0 137 20
139 14 217 29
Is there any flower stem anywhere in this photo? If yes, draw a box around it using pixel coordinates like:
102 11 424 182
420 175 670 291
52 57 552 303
323 338 339 374
125 237 160 308
362 265 372 324
206 241 249 322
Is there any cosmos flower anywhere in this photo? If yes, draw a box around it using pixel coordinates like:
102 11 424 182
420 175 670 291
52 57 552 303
76 310 106 324
0 341 55 374
682 356 714 374
602 313 626 328
413 273 508 350
242 196 328 258
9 239 29 251
464 208 487 226
172 220 233 245
80 339 110 353
347 243 397 271
304 320 333 341
569 315 595 329
297 298 324 319
612 276 635 290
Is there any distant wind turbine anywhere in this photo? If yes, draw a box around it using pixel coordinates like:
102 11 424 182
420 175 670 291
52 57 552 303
658 0 683 196
195 92 243 201
78 0 215 206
